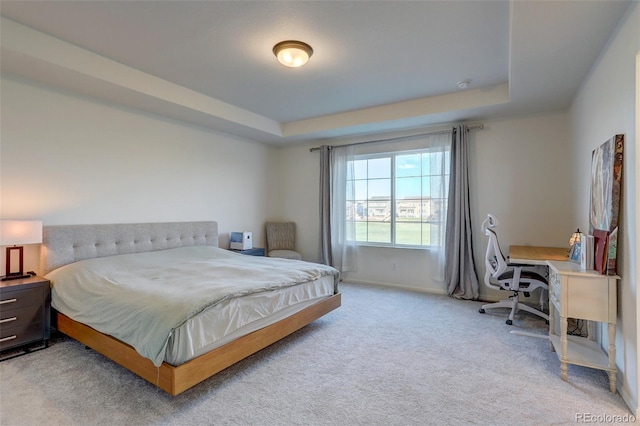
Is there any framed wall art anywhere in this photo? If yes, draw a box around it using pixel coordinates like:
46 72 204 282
589 134 624 275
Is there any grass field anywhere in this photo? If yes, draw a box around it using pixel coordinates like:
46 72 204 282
352 221 438 246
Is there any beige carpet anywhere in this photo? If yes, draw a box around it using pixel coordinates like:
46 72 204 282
0 283 632 425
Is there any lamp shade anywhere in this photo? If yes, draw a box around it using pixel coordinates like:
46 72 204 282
0 220 43 245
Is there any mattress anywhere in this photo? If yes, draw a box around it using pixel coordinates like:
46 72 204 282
46 246 340 366
165 274 335 365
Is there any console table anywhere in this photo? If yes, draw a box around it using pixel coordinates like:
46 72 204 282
546 260 619 393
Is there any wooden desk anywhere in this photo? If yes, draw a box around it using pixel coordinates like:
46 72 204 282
506 245 618 393
547 261 619 393
509 245 568 265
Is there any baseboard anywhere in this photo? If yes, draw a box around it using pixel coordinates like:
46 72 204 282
341 279 448 296
617 381 638 418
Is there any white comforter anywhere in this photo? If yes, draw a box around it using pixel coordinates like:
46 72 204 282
46 246 339 366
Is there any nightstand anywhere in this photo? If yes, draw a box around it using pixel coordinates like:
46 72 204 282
231 247 266 256
0 275 51 360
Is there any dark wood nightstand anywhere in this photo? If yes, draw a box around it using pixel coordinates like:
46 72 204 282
0 275 51 360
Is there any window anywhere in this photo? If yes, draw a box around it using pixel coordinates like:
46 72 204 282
346 147 450 248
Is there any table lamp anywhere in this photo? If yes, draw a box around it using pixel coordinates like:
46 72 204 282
568 228 582 262
0 220 43 281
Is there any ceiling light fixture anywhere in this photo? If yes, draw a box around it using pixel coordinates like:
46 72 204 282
273 40 313 68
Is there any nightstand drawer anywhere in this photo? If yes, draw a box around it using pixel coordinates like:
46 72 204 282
0 276 51 357
0 304 43 333
0 321 44 351
0 287 43 310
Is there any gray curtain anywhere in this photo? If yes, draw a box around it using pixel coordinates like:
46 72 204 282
318 144 357 273
318 145 332 265
444 125 479 299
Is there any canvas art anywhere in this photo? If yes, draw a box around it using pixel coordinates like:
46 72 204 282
589 134 624 275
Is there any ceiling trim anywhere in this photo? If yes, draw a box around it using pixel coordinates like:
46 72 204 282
282 83 509 137
1 16 510 144
0 17 283 137
0 1 632 145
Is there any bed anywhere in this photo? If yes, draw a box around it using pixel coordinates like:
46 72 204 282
41 221 341 395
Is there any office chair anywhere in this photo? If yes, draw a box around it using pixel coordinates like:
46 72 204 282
478 214 549 325
265 222 302 260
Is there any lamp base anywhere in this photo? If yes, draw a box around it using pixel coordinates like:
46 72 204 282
1 273 32 281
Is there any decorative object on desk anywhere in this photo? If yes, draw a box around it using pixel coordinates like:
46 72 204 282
588 134 623 275
229 231 253 250
607 227 618 272
0 220 42 281
568 229 582 262
593 229 609 274
580 234 594 270
568 228 581 249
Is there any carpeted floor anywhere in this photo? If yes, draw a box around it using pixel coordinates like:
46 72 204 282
0 283 633 425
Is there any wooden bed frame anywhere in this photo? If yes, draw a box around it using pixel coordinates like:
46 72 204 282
54 293 340 395
42 221 341 395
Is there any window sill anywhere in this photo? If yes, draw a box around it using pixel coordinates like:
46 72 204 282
351 242 439 251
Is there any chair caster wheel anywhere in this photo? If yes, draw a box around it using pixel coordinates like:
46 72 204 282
506 320 513 325
479 308 485 314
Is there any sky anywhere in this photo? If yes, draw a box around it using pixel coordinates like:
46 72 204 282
348 151 449 200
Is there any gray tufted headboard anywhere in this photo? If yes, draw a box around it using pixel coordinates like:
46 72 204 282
41 221 218 276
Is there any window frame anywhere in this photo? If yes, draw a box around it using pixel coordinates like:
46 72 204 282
346 146 449 249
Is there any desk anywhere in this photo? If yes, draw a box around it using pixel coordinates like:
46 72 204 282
547 261 619 393
505 245 618 392
509 245 568 265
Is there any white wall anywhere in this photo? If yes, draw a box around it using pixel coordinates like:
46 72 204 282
0 75 280 273
569 1 638 415
278 111 574 296
470 112 574 300
266 143 319 258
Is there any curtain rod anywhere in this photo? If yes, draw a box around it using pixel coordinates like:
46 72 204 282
309 123 483 152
